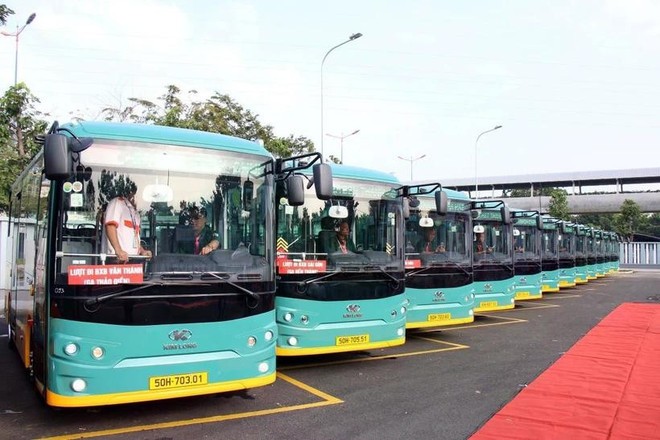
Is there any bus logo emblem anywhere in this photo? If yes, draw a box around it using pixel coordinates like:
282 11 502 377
169 329 193 341
434 291 445 301
346 304 361 313
484 283 493 292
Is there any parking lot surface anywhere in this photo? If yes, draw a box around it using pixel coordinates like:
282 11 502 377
1 269 657 440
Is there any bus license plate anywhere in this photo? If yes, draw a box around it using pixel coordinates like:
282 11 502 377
149 372 208 390
479 301 498 309
516 292 530 299
336 334 369 346
428 313 452 322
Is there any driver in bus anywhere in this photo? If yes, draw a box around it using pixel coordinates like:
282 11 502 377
474 232 492 255
178 207 220 255
103 183 152 263
417 228 445 253
328 221 357 254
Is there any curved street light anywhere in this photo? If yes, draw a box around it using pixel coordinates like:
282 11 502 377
474 125 502 197
1 12 37 85
398 154 426 181
325 129 360 163
320 32 363 158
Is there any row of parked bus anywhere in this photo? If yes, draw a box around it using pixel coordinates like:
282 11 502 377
4 121 620 407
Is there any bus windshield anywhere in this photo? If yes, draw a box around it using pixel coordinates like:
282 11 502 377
276 177 403 271
56 140 273 285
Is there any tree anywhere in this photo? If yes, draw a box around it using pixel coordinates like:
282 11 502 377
548 188 570 220
615 199 645 242
639 213 660 238
101 85 316 158
0 83 48 212
1 4 14 26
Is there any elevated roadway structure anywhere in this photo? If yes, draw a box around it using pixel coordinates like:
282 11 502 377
440 168 660 214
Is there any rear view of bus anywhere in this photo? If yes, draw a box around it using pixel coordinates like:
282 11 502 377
6 121 280 407
471 200 515 312
404 188 475 328
275 164 406 355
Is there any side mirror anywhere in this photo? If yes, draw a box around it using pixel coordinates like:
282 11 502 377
501 206 511 225
43 133 71 180
403 197 410 219
471 209 481 219
243 180 254 211
435 191 448 215
313 163 333 200
287 175 305 206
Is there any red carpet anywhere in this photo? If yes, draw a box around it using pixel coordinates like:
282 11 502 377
470 303 660 440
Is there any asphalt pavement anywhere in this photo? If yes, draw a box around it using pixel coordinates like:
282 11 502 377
1 269 658 440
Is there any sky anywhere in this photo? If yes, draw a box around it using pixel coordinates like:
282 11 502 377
1 0 660 183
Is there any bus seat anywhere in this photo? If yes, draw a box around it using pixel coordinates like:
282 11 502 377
61 240 94 271
316 217 336 254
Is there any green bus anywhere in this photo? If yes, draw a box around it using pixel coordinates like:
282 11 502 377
403 187 474 328
4 121 330 407
274 164 407 355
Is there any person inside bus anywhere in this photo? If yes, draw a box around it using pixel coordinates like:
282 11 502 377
417 228 445 253
327 220 357 254
103 183 152 263
178 207 220 255
474 232 492 255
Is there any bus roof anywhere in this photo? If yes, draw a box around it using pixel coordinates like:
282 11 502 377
60 121 272 157
442 187 469 201
328 163 400 185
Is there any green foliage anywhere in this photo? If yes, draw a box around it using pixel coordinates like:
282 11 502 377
0 83 48 212
615 199 645 242
639 213 660 238
0 4 14 25
548 188 570 220
101 85 316 158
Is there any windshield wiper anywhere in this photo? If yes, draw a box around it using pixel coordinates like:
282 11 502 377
407 260 471 278
84 284 155 307
202 271 260 301
373 265 400 284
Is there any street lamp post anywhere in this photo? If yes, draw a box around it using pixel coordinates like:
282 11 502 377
397 154 426 181
474 125 502 198
1 13 37 85
320 32 363 158
325 129 360 163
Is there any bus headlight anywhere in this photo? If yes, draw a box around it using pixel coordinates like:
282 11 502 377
283 312 293 322
264 330 274 341
397 328 405 337
91 346 104 360
300 315 309 325
400 306 407 315
391 310 398 318
258 362 269 373
71 379 87 392
287 336 298 346
247 336 257 347
64 343 79 356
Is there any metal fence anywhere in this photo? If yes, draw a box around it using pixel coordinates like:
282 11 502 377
620 242 660 266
